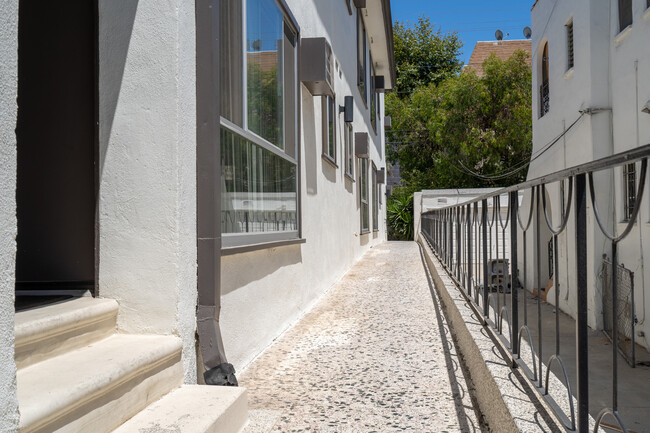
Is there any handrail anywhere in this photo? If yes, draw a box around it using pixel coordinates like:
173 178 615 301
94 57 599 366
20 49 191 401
423 143 650 215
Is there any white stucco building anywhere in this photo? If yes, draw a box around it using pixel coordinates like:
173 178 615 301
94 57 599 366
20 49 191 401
0 0 394 431
528 0 650 349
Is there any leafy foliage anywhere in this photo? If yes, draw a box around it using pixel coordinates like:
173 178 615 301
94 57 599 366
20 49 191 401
387 188 414 241
386 50 532 192
393 17 464 96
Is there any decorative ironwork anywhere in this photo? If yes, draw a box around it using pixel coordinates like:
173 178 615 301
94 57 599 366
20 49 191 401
420 143 650 433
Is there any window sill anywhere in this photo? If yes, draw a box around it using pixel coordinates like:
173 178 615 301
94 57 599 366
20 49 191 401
614 25 632 47
222 238 306 256
322 153 338 169
345 173 356 182
564 68 574 80
360 230 370 235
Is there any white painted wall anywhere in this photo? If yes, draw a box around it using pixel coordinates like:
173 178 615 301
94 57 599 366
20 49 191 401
530 0 650 345
222 0 389 370
0 0 20 429
97 0 198 382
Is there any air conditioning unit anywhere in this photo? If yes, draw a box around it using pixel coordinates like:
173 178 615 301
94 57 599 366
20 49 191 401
355 132 369 158
300 38 334 97
384 116 392 129
377 168 386 184
374 76 385 93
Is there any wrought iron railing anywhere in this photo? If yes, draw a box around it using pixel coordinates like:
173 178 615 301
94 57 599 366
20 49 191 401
420 144 650 433
540 81 550 116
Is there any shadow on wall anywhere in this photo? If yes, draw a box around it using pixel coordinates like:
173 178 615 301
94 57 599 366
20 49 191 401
303 90 318 196
220 244 304 295
98 0 139 176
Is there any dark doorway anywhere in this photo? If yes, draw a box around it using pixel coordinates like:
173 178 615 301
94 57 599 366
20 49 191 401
16 0 97 294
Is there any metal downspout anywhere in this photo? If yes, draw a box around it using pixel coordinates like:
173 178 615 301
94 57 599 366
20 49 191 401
195 0 235 385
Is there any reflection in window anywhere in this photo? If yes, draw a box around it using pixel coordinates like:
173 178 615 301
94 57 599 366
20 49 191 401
219 0 298 247
360 159 369 233
247 0 284 148
221 128 297 234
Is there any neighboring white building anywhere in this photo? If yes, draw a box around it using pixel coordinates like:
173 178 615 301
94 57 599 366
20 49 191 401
528 0 650 348
0 0 394 431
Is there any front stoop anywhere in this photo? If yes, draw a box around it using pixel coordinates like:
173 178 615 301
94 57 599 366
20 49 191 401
113 385 248 433
15 298 248 433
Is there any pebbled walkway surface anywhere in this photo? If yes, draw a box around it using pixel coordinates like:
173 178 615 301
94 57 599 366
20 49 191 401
240 242 483 433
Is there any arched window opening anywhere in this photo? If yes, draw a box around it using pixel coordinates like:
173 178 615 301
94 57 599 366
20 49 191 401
540 42 550 117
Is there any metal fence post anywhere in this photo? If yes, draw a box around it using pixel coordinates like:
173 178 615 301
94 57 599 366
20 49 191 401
510 191 519 358
575 173 589 433
467 204 473 298
482 199 489 318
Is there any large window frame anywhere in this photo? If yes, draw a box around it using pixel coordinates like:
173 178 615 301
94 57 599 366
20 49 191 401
219 0 301 249
360 158 369 233
357 13 368 105
322 95 337 166
344 123 354 180
372 163 378 232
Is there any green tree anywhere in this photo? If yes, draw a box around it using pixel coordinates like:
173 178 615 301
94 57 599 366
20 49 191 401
388 50 532 191
392 17 463 96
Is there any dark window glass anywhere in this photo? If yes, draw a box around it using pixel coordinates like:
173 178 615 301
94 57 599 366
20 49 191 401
370 59 376 131
358 14 367 103
372 165 378 231
566 21 574 70
360 159 369 232
619 0 633 31
345 123 354 178
540 42 550 117
323 96 336 162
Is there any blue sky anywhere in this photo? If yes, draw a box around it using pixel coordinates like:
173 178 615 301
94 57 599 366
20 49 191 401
390 0 535 65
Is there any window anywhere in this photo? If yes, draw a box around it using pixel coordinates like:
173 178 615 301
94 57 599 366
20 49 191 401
323 95 336 164
370 58 377 131
372 164 378 231
566 20 574 70
619 0 633 32
220 0 299 247
344 123 354 179
357 14 368 103
623 163 636 221
360 159 369 233
540 42 550 117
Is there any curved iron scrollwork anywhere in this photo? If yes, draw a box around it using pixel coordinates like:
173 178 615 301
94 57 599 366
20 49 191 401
418 144 650 433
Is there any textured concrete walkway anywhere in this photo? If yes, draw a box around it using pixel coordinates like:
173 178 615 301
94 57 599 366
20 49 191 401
240 242 483 433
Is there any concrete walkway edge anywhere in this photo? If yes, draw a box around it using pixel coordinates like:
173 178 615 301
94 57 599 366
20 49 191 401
418 236 565 433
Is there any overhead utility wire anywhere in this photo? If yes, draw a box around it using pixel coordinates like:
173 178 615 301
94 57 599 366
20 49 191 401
456 113 585 181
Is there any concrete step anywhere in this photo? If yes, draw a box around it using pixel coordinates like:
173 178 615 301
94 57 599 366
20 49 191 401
17 334 183 433
15 297 118 369
113 385 248 433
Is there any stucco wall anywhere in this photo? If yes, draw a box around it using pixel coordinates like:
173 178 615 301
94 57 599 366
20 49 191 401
98 0 197 382
530 0 650 342
0 0 20 429
222 0 389 370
